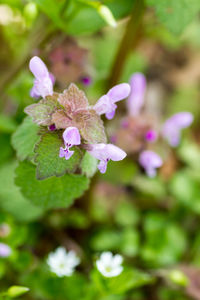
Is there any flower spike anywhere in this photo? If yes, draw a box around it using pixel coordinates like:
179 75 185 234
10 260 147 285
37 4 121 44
59 127 81 160
29 56 54 98
87 143 127 173
93 83 130 120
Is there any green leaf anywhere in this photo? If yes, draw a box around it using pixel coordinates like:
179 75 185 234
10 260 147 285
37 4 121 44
7 286 29 298
81 151 97 177
15 161 90 209
0 161 44 222
147 0 200 35
34 131 82 180
66 0 134 35
11 117 39 161
24 94 59 126
35 0 66 31
106 268 154 294
92 268 154 294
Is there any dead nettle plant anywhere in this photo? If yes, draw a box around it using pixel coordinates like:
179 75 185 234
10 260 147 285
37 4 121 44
12 57 130 209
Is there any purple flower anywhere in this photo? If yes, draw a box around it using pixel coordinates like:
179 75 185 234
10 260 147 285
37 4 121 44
0 242 11 257
93 83 131 120
139 150 163 177
81 76 92 86
87 143 127 173
29 56 54 98
48 124 56 131
59 127 81 160
127 73 146 116
162 112 193 147
145 130 157 143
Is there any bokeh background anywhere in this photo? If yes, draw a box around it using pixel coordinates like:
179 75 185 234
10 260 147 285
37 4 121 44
1 0 200 299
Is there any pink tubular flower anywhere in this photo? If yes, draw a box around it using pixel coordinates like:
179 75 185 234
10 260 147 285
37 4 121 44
87 143 127 173
139 150 163 178
127 73 146 116
162 112 193 147
29 56 54 98
145 130 157 143
59 127 81 160
93 83 131 120
0 242 11 257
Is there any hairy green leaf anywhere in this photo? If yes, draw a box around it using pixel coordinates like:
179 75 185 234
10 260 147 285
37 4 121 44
15 161 90 209
24 94 59 126
34 131 82 180
11 117 39 161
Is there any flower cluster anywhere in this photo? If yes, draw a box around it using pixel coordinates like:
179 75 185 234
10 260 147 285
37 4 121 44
47 248 123 278
113 72 193 177
27 56 130 174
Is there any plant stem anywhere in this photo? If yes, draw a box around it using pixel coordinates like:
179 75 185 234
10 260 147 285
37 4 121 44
108 0 145 87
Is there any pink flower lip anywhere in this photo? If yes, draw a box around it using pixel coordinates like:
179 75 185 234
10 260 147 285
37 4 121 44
59 127 81 160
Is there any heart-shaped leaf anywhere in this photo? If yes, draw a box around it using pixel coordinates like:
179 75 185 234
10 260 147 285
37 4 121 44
11 117 40 161
15 161 90 209
24 93 60 126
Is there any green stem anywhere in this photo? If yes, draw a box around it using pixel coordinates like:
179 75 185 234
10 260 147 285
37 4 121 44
108 0 145 87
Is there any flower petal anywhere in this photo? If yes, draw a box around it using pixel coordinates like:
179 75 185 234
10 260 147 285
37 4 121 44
98 160 108 173
164 112 193 129
63 127 81 146
88 144 126 162
29 56 49 79
107 83 131 103
93 95 111 115
127 73 146 116
105 108 116 120
139 150 162 177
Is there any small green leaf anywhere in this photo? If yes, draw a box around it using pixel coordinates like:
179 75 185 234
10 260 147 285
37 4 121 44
24 94 59 126
7 285 29 298
81 152 97 177
11 117 39 161
34 131 82 180
15 161 90 209
147 0 200 35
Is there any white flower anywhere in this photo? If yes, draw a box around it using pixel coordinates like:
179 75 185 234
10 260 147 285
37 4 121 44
47 247 80 277
96 251 123 278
